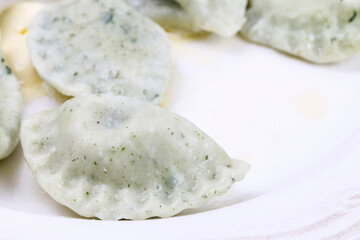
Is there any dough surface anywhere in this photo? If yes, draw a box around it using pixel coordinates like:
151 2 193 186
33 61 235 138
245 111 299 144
0 42 23 160
126 0 248 37
242 0 360 63
27 0 172 104
21 95 250 220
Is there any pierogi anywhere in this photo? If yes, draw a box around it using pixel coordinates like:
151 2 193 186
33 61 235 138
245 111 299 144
0 43 23 160
242 0 360 63
27 0 171 104
124 0 196 34
21 95 250 220
126 0 248 37
176 0 247 37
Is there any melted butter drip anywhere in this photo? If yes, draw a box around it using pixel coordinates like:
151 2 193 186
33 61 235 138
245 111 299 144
0 2 69 104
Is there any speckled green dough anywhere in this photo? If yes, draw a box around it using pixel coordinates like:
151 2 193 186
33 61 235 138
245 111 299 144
124 0 197 34
126 0 247 37
27 0 171 104
242 0 360 63
176 0 247 37
0 42 23 160
20 95 250 220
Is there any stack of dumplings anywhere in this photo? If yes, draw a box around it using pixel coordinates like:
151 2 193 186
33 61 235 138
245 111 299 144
18 0 251 220
3 0 360 221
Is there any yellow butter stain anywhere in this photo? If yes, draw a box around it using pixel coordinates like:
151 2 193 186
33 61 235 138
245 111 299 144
160 66 183 109
168 33 214 68
293 91 327 120
0 2 69 104
20 27 27 35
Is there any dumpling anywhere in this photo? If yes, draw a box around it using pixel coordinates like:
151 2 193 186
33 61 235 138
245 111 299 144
124 0 197 34
125 0 248 37
27 0 171 104
0 42 23 160
176 0 248 37
20 95 250 220
242 0 360 63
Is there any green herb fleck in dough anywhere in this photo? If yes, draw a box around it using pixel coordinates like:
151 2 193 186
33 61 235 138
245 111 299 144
103 12 114 24
5 66 12 75
349 10 357 22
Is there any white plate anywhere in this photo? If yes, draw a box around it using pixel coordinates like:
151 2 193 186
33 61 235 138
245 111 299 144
1 1 360 239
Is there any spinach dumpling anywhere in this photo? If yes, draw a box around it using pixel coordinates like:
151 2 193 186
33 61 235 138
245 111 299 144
242 0 360 63
176 0 247 37
126 0 248 37
27 0 171 104
21 95 250 220
0 42 23 160
124 0 196 34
